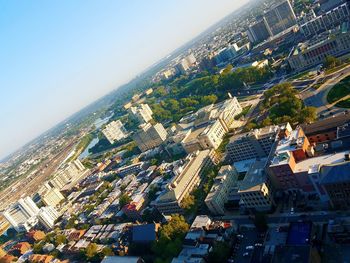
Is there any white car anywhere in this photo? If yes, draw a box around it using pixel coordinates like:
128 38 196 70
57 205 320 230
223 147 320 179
243 252 249 257
246 246 254 250
290 207 295 214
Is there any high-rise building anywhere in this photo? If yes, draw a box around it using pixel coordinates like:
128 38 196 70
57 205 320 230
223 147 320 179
3 197 40 232
48 160 87 190
133 123 168 152
129 104 153 124
264 0 297 36
247 18 272 44
41 187 65 208
154 150 219 215
205 165 239 215
37 206 59 230
102 120 128 144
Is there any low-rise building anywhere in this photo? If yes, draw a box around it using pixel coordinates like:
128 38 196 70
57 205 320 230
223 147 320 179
205 165 239 215
102 120 128 144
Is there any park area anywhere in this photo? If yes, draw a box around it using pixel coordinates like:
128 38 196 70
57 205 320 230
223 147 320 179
327 76 350 107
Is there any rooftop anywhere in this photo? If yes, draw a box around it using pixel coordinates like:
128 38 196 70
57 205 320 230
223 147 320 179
301 113 350 135
294 151 349 174
286 222 312 246
320 161 350 185
238 159 267 193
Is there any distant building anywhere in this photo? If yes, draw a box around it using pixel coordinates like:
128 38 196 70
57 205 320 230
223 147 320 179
226 124 286 163
175 54 197 74
154 150 219 215
288 22 350 72
247 18 272 43
132 223 159 243
129 104 153 124
247 0 296 44
3 197 39 232
133 123 168 152
205 165 239 215
238 159 274 212
48 159 87 190
264 0 297 36
300 3 350 38
101 256 145 263
102 120 128 144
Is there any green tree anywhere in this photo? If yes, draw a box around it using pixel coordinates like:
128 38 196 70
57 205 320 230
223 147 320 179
324 56 341 69
55 234 67 246
85 243 98 260
299 107 317 124
119 193 132 208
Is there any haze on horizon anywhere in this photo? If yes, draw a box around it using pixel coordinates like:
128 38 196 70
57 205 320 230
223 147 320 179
0 0 249 160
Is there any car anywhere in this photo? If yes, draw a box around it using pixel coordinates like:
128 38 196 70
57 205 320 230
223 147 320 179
243 252 249 257
246 246 254 250
290 207 295 214
237 234 244 238
255 243 263 247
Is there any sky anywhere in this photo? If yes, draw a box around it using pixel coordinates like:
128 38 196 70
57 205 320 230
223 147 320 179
0 0 249 160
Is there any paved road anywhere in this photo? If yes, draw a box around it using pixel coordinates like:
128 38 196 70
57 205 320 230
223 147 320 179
300 65 350 117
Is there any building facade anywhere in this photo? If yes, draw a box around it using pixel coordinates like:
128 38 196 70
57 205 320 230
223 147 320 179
102 120 128 144
154 150 219 215
133 123 168 152
129 104 153 124
288 22 350 72
205 165 239 215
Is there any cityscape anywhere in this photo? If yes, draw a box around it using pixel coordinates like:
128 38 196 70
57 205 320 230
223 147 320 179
1 0 350 262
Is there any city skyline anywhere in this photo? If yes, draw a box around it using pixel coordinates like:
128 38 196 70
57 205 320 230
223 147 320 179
0 0 249 160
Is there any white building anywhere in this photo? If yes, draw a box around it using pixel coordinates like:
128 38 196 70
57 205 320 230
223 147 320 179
37 206 59 230
102 120 128 144
129 104 153 124
133 123 168 152
41 186 65 208
154 150 219 215
3 197 40 232
49 160 87 190
205 165 239 215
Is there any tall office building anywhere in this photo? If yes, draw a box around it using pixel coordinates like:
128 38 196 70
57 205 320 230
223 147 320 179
154 150 219 215
264 0 297 35
41 187 65 208
102 120 128 144
3 197 40 232
129 104 153 124
37 206 59 230
133 123 168 152
247 18 272 43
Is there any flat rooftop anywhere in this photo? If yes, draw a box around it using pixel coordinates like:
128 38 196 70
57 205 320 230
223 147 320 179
238 159 267 193
294 151 349 174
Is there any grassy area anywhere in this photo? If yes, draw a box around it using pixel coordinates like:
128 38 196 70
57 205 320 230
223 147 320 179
327 76 350 104
335 98 350 108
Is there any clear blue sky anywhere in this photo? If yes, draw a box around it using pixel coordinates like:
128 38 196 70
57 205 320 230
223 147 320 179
0 0 248 160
